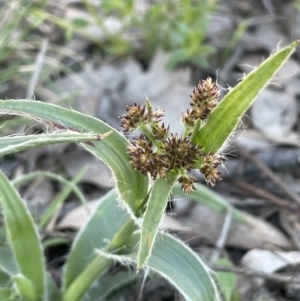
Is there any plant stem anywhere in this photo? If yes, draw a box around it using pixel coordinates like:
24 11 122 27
108 218 137 252
190 119 201 144
140 125 160 147
63 256 112 301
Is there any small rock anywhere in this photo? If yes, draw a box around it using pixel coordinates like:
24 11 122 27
251 89 297 136
241 21 288 53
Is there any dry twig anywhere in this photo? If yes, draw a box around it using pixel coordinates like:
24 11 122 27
237 146 300 206
232 180 298 211
212 264 300 284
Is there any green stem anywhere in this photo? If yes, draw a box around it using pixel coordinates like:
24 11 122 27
63 257 112 301
63 218 137 301
108 218 137 252
140 125 160 148
190 119 201 144
182 124 194 139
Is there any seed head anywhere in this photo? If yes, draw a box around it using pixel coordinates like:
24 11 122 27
120 103 165 131
122 78 223 193
152 123 170 140
200 153 222 186
127 135 155 175
189 77 220 120
162 134 202 171
178 175 196 194
182 107 210 126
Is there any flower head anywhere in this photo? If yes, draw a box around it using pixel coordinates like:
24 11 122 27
181 77 220 125
152 123 170 140
122 77 223 193
120 103 164 132
127 135 155 175
161 134 202 171
200 153 222 186
178 175 197 194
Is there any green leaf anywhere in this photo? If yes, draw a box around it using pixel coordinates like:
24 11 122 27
0 100 149 213
149 233 219 301
12 168 88 228
62 190 131 301
0 132 111 156
0 246 19 276
12 274 37 301
11 168 88 228
166 49 190 69
193 40 299 153
46 273 62 301
215 258 237 301
42 237 71 249
0 116 30 132
81 271 135 301
124 233 219 301
172 182 246 223
0 269 12 287
63 189 219 301
0 287 15 300
0 170 46 300
71 18 91 28
137 174 177 269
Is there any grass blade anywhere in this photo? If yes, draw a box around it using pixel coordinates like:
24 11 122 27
0 100 149 213
0 170 46 300
0 132 111 156
0 288 15 299
123 232 220 301
37 168 87 228
10 169 88 228
0 246 19 276
172 182 246 223
215 258 237 301
137 174 177 269
193 40 299 153
13 274 37 301
63 190 131 301
148 233 219 301
80 272 135 301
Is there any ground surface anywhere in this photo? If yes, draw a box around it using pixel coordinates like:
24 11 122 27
1 0 300 300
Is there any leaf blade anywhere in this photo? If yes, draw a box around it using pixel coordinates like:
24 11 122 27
137 175 177 269
63 190 131 301
0 170 46 300
148 233 220 301
0 132 110 156
172 182 246 223
124 233 220 301
0 100 149 212
194 40 299 153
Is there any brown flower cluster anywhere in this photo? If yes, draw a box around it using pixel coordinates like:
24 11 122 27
178 175 197 194
182 77 220 127
200 153 222 186
120 102 164 132
161 134 202 171
120 78 222 194
127 133 202 183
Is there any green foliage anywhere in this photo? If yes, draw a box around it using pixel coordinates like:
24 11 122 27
0 0 48 87
130 0 217 68
215 258 237 301
0 170 46 300
0 0 91 106
295 0 300 11
172 182 247 223
34 0 217 69
0 41 297 300
193 40 299 153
